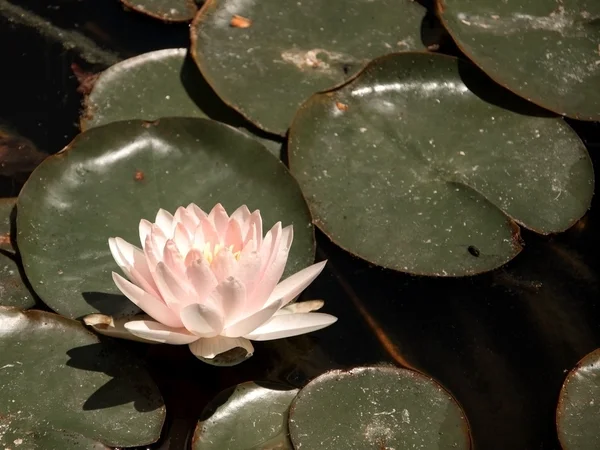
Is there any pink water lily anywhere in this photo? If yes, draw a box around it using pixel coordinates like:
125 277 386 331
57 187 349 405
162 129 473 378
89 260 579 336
108 203 336 360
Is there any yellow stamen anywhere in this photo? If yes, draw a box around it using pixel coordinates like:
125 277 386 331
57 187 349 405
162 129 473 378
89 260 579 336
202 242 241 264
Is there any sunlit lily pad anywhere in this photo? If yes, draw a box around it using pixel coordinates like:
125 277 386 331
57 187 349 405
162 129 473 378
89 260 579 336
121 0 198 22
190 0 427 135
437 0 600 120
0 198 36 309
81 48 282 157
288 366 471 449
556 348 600 449
289 52 593 276
0 418 109 450
193 381 298 449
0 307 165 447
17 118 315 318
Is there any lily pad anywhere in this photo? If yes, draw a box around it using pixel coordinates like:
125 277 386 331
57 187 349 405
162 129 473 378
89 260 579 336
437 0 600 121
288 52 593 276
0 418 109 450
121 0 198 22
81 48 283 157
556 348 600 449
288 366 471 449
193 381 298 450
0 307 165 447
0 198 36 309
17 118 315 319
190 0 427 135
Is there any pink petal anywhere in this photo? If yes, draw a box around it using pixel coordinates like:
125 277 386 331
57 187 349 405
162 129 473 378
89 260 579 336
187 203 208 219
243 313 337 341
180 303 224 337
192 226 206 250
200 217 219 246
186 258 218 303
208 203 230 239
109 237 159 297
112 272 182 328
174 206 199 234
243 211 263 248
163 240 186 279
155 209 175 237
144 234 161 273
173 222 192 255
212 277 246 324
265 260 327 308
189 336 254 359
139 219 152 249
234 250 263 296
230 205 251 234
124 320 198 344
259 222 282 275
225 219 243 252
249 225 293 308
211 248 237 282
154 262 193 310
222 299 282 338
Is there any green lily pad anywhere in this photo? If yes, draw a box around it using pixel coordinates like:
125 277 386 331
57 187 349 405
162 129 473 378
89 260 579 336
120 0 198 22
81 48 283 157
0 307 165 447
193 381 298 450
0 198 36 309
17 118 315 319
0 418 109 450
288 52 593 276
556 348 600 449
289 366 471 450
190 0 427 135
437 0 600 121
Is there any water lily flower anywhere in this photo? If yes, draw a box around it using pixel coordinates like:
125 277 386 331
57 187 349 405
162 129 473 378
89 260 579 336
108 203 337 361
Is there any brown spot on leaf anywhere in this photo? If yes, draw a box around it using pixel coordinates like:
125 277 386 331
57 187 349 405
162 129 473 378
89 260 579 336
335 102 349 111
230 15 252 28
0 233 10 246
71 63 99 96
134 170 145 181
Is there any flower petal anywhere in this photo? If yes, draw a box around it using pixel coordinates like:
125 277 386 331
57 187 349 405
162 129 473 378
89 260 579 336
163 239 186 279
124 320 198 344
274 300 324 315
109 238 160 297
222 299 282 338
212 277 246 324
173 222 192 255
266 260 327 308
211 248 237 283
243 312 337 341
83 313 160 344
231 205 251 234
180 303 224 337
200 217 219 246
139 219 153 249
234 250 263 296
186 258 218 303
174 206 199 234
155 209 175 237
112 272 182 328
188 336 254 359
187 203 208 221
208 203 230 239
225 218 243 252
249 225 293 308
154 262 193 310
248 210 263 248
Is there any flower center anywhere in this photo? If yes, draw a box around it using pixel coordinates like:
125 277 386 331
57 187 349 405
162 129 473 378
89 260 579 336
202 242 241 264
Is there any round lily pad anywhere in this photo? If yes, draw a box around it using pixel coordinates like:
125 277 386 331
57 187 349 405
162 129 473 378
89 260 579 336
0 307 165 447
437 0 600 121
121 0 198 22
193 381 298 449
0 198 36 309
0 418 109 450
17 118 315 319
288 52 593 276
289 366 471 450
81 48 282 157
556 348 600 449
190 0 427 135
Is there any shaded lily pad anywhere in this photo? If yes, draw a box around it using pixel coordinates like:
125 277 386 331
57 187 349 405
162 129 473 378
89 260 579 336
17 118 315 319
193 381 298 449
437 0 600 121
289 366 471 450
0 307 165 447
288 52 593 276
0 418 109 450
556 348 600 449
121 0 198 22
190 0 427 135
0 198 36 309
81 48 283 157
